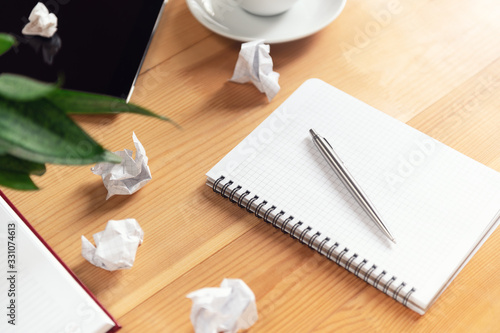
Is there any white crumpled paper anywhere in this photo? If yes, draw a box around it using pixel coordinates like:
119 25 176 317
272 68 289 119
81 218 144 271
91 132 152 200
230 40 280 101
22 2 58 38
187 279 258 333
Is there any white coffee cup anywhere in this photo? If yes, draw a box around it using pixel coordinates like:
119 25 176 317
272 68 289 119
238 0 300 16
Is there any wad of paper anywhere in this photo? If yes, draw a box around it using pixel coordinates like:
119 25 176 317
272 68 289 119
230 40 280 101
81 218 144 271
22 2 58 38
187 278 258 333
92 132 152 200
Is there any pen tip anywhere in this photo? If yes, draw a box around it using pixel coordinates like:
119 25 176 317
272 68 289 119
309 128 318 137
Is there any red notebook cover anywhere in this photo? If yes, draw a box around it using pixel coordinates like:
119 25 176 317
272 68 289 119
0 190 121 332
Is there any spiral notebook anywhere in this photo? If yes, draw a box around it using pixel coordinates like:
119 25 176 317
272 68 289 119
206 79 500 314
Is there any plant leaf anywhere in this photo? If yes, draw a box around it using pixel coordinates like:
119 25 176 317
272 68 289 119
0 33 16 56
0 154 46 176
47 89 179 126
0 98 121 165
0 155 45 190
0 170 38 190
0 74 59 101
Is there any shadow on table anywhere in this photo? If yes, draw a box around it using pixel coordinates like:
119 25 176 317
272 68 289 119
72 259 133 304
70 114 120 126
76 181 138 216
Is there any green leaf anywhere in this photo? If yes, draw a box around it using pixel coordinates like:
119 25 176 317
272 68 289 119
0 98 121 165
0 74 58 101
0 155 45 190
0 154 46 175
0 33 16 56
0 171 38 190
48 89 179 126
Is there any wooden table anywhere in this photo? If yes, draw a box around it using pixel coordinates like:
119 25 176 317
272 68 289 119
4 0 500 331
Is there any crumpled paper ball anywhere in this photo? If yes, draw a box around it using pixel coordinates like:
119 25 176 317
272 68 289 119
22 2 58 38
81 218 144 271
91 132 152 200
187 278 258 333
230 40 280 101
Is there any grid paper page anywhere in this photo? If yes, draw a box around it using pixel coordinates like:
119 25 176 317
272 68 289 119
207 79 500 314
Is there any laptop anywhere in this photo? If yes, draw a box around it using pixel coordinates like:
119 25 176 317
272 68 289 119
0 0 167 101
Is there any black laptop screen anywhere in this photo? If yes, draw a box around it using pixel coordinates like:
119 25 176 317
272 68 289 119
0 0 165 99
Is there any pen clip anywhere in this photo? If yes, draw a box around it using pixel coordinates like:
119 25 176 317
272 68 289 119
324 138 334 150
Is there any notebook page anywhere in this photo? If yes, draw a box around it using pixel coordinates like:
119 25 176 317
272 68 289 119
0 197 116 332
207 79 500 312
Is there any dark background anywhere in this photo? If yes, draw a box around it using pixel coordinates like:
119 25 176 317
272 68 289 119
0 0 165 99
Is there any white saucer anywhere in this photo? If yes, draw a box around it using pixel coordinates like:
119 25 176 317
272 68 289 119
186 0 347 43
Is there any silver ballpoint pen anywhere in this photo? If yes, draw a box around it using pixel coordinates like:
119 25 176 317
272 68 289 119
309 129 396 243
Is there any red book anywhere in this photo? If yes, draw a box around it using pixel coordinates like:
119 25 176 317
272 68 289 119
0 191 120 332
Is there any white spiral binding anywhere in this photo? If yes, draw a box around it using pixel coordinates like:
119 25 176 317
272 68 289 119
211 176 417 308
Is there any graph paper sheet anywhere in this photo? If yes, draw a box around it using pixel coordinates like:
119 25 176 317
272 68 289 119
206 79 500 314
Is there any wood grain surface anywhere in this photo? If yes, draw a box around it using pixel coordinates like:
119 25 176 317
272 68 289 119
4 0 500 331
